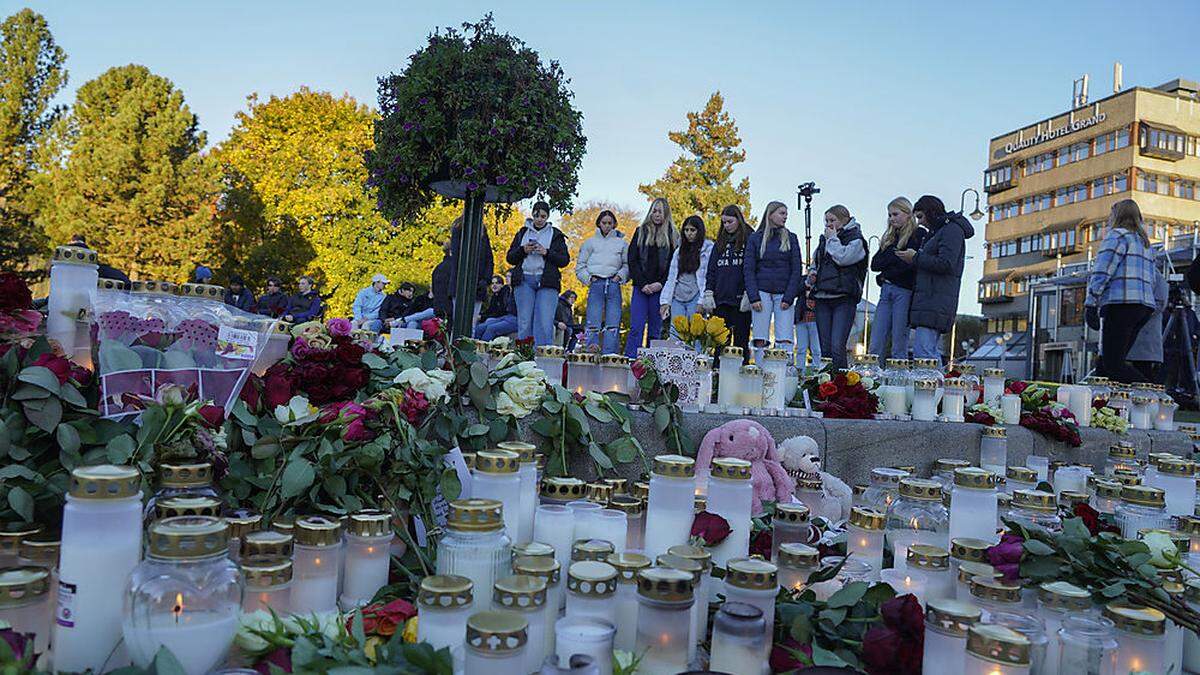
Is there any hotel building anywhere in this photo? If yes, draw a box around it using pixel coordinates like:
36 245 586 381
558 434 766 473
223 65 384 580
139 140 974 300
975 77 1200 379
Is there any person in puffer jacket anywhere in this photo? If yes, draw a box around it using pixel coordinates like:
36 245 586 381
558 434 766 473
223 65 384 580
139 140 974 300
744 200 803 364
575 209 629 354
811 205 868 370
869 197 927 360
702 204 753 359
660 215 714 337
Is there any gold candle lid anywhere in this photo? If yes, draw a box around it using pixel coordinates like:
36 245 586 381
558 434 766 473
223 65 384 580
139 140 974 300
1111 471 1142 487
497 441 538 463
1159 457 1195 477
652 454 695 478
1109 442 1137 459
721 346 744 358
177 282 225 300
147 515 229 560
934 458 971 473
913 378 937 390
462 453 477 471
778 543 819 569
0 523 42 557
465 611 528 654
68 464 140 499
666 544 712 572
1011 489 1056 512
535 345 564 357
512 541 555 560
566 560 617 597
16 531 59 566
636 566 694 602
241 530 293 557
870 467 909 485
954 467 997 489
763 348 790 361
158 461 213 488
725 557 778 590
983 368 1006 377
475 449 520 474
740 364 761 375
53 245 98 265
224 510 262 539
631 481 650 500
1109 389 1130 401
966 624 1030 666
1121 484 1165 508
606 552 651 582
907 544 950 570
943 377 964 389
893 465 917 474
607 495 644 515
913 358 939 369
512 555 561 585
586 482 614 504
1093 479 1123 499
572 538 615 562
240 555 293 587
898 477 942 501
602 477 628 494
130 279 176 295
1103 603 1166 636
885 358 907 369
419 574 474 609
969 576 1022 604
957 561 999 584
448 499 503 533
541 477 587 500
0 566 49 606
656 553 704 584
347 510 391 538
1058 491 1089 508
925 598 981 638
294 515 342 547
599 353 627 367
711 457 752 481
155 495 222 520
775 502 810 524
848 507 886 531
1006 466 1038 483
1177 515 1200 535
493 574 547 609
853 353 879 365
982 426 1007 438
1038 581 1090 612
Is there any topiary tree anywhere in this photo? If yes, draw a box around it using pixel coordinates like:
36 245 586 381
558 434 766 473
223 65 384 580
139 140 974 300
367 15 586 337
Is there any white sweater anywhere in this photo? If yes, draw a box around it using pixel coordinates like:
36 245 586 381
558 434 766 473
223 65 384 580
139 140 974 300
661 239 714 305
575 229 629 284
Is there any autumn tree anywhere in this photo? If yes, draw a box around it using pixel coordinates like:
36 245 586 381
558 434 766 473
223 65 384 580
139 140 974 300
0 9 66 278
33 65 219 282
639 91 752 227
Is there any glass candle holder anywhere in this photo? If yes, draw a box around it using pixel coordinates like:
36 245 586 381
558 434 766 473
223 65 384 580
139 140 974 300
555 616 614 675
942 377 966 419
240 555 292 614
541 477 587 506
634 567 694 675
956 562 1001 603
862 467 908 513
664 543 713 636
222 510 261 563
1116 485 1170 538
983 368 1006 409
472 449 522 539
886 478 949 574
1000 394 1022 425
761 348 790 410
436 499 512 612
794 476 830 521
1158 400 1179 431
339 510 394 609
912 378 938 421
950 538 992 582
964 624 1031 675
497 441 539 545
565 560 618 625
772 503 811 562
737 364 764 408
1006 490 1061 532
53 465 143 674
949 468 999 545
584 510 628 555
608 496 644 552
961 364 982 406
606 552 651 653
0 567 51 654
1090 479 1123 516
417 574 474 671
15 530 58 586
0 523 42 569
144 461 218 527
512 555 561 661
979 426 1008 476
1002 466 1036 495
847 507 886 578
492 574 548 675
1130 395 1154 429
1052 465 1091 497
879 383 908 415
1057 613 1118 675
923 598 982 674
707 458 753 568
932 458 972 493
807 557 874 601
990 610 1049 675
723 557 777 664
777 543 819 593
533 504 575 580
240 530 293 559
969 575 1024 621
566 352 597 395
122 516 242 675
464 610 528 673
717 346 744 408
643 455 696 562
908 544 953 601
1035 580 1092 671
290 515 342 615
710 601 766 675
1105 603 1167 675
596 355 627 395
879 568 927 605
535 345 565 387
1105 441 1139 477
572 538 615 564
1156 457 1196 517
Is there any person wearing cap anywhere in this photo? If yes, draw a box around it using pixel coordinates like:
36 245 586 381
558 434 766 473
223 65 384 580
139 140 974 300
192 265 214 284
352 274 389 332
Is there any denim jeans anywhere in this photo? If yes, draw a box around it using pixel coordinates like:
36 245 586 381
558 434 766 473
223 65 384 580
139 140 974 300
750 292 795 363
815 297 856 369
869 283 913 361
358 319 383 333
795 321 821 368
624 288 663 358
911 326 942 362
668 297 700 340
474 315 518 341
514 276 558 346
584 278 623 354
395 307 435 330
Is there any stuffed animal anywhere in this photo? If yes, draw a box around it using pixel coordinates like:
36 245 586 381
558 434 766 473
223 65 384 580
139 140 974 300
696 419 794 514
777 435 854 522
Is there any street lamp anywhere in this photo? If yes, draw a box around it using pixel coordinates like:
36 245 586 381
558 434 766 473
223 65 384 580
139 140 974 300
997 331 1013 374
861 234 881 356
961 188 985 221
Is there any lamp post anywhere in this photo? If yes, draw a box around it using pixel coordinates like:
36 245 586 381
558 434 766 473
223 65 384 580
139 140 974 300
997 331 1013 374
960 188 985 221
861 235 881 356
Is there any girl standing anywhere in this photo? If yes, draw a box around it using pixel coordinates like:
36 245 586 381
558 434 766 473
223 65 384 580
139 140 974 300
575 209 629 354
624 198 677 357
661 215 714 332
744 201 802 363
505 201 570 346
703 205 753 357
794 268 822 369
811 205 868 369
868 197 926 360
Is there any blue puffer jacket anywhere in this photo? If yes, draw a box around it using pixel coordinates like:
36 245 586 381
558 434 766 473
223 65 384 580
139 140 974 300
744 228 803 302
909 212 975 332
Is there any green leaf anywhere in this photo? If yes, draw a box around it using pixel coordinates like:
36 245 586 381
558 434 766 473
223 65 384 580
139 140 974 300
587 442 614 470
252 437 282 459
56 423 81 454
584 401 613 423
606 436 640 464
0 418 9 458
789 613 813 644
826 581 869 608
151 647 188 675
105 434 136 464
653 404 671 432
1023 539 1055 556
231 399 257 426
487 418 508 443
470 361 488 389
440 468 462 501
0 465 40 481
812 644 851 668
23 397 62 432
10 384 51 401
59 383 88 408
362 352 387 369
1100 581 1127 597
281 458 316 499
464 423 489 437
17 366 61 395
7 486 34 522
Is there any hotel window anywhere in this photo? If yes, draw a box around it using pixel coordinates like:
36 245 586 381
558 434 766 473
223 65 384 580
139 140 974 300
1180 180 1196 200
1043 229 1076 251
1092 173 1129 197
1022 193 1051 214
985 164 1013 189
1096 127 1131 155
1024 152 1054 176
980 280 1011 300
1137 172 1170 195
1054 183 1088 206
1057 142 1090 167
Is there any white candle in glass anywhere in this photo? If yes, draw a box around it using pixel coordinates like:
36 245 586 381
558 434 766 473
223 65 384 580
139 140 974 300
912 379 938 421
291 516 343 615
1156 457 1197 517
463 610 527 674
491 574 548 675
942 389 965 419
472 450 522 539
722 558 777 664
880 569 927 606
125 610 239 675
949 468 999 545
586 509 628 554
1106 603 1167 675
1052 465 1090 497
240 556 292 614
565 561 618 625
1068 385 1093 426
339 511 393 609
979 426 1008 476
0 568 52 654
710 601 767 675
907 545 953 602
498 442 539 545
847 507 886 578
1026 455 1050 482
983 369 1006 409
534 504 575 584
1130 396 1153 429
634 567 694 675
706 458 753 569
512 555 561 661
1001 394 1022 424
607 553 651 652
568 500 602 544
922 598 981 674
963 624 1032 675
609 496 644 552
555 616 615 675
880 385 907 415
52 465 143 674
643 455 696 562
416 575 473 672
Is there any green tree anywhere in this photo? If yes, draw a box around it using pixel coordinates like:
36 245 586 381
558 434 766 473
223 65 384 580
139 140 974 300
638 91 752 226
33 65 218 282
0 9 66 278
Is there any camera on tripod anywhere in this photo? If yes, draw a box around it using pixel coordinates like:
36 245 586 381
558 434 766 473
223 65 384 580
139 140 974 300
797 182 820 200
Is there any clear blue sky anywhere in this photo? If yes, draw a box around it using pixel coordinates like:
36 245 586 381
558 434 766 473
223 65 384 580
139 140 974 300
11 0 1200 313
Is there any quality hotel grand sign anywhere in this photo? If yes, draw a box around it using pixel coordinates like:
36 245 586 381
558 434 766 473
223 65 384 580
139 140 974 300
1000 111 1107 156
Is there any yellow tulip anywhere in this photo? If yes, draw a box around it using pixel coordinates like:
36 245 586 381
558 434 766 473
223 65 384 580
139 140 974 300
716 329 730 345
846 371 861 386
672 315 689 336
403 615 419 643
689 314 707 336
705 315 727 336
364 636 383 663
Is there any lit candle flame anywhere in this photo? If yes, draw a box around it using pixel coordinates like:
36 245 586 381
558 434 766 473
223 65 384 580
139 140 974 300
172 593 184 624
366 546 375 554
314 557 322 566
658 633 671 647
903 576 913 588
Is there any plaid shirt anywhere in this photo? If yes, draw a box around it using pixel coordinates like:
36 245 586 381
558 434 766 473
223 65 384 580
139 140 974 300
1086 227 1157 308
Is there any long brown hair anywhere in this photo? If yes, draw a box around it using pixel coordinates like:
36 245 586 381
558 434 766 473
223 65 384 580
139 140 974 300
714 204 751 257
678 215 706 274
1108 199 1149 245
880 197 919 251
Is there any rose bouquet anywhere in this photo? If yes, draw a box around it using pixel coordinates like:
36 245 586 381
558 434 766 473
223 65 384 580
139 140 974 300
0 273 42 340
808 371 878 419
965 402 1002 426
1091 398 1129 434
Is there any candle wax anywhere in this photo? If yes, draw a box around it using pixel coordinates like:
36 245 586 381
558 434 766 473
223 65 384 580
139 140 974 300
123 610 238 675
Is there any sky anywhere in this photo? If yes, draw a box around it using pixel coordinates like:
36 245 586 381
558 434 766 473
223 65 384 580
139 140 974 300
10 0 1200 314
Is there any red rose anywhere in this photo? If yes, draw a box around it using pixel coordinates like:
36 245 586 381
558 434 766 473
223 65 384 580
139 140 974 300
31 352 72 384
240 375 263 412
0 273 33 312
690 511 731 546
862 595 925 674
880 594 924 638
987 533 1024 583
769 638 812 672
749 528 773 558
335 340 365 365
630 359 647 380
1092 398 1107 409
198 404 225 429
262 368 297 409
421 317 445 341
1009 380 1028 394
1073 502 1117 536
355 598 417 637
344 418 374 442
69 363 91 387
818 381 838 398
400 388 430 425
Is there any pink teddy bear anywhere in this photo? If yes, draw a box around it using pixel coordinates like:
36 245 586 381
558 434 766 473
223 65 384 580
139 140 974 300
696 419 795 514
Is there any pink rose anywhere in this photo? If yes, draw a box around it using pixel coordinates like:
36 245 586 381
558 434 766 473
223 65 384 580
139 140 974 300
326 317 352 337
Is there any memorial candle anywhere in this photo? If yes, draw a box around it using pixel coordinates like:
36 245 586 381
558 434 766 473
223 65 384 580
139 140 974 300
771 503 811 562
634 567 694 675
555 616 615 675
290 516 342 615
907 544 953 601
0 567 52 654
464 610 528 673
1156 456 1197 517
923 598 981 674
512 555 561 661
339 510 393 609
498 441 539 545
416 575 474 671
846 507 886 577
656 553 704 663
879 569 927 606
706 458 753 569
979 426 1008 476
1035 581 1091 671
0 523 42 570
1105 603 1167 675
608 496 645 552
1001 394 1021 425
911 379 938 421
949 468 999 545
239 556 292 614
643 455 696 562
880 384 908 415
223 511 261 563
717 346 744 408
491 575 548 675
565 561 618 625
535 345 566 387
710 602 767 675
777 543 819 593
963 624 1032 675
983 368 1006 409
722 557 778 664
606 552 651 652
436 499 512 610
471 450 522 539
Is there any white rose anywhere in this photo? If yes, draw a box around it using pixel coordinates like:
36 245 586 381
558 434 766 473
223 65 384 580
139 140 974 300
235 610 274 653
394 367 432 390
425 369 455 402
515 360 546 382
1143 530 1179 569
488 336 511 350
495 353 519 370
274 395 317 426
503 374 546 414
585 390 605 405
495 391 522 418
860 376 875 390
818 373 832 384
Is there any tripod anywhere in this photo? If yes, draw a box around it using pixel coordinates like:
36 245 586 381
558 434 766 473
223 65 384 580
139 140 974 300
1163 302 1200 407
797 182 820 264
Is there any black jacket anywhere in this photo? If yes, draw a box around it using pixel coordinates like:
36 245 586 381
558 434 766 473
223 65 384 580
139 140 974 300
285 290 323 322
627 228 674 288
256 291 289 318
813 223 868 302
431 258 454 318
449 225 494 303
505 225 570 291
870 228 928 291
909 212 975 332
224 288 256 313
481 285 516 319
705 238 747 307
380 293 414 322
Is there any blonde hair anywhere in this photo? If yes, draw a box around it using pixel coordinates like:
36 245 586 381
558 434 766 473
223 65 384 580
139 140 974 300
880 197 919 251
825 205 851 226
757 201 791 256
1108 199 1149 245
636 197 677 250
